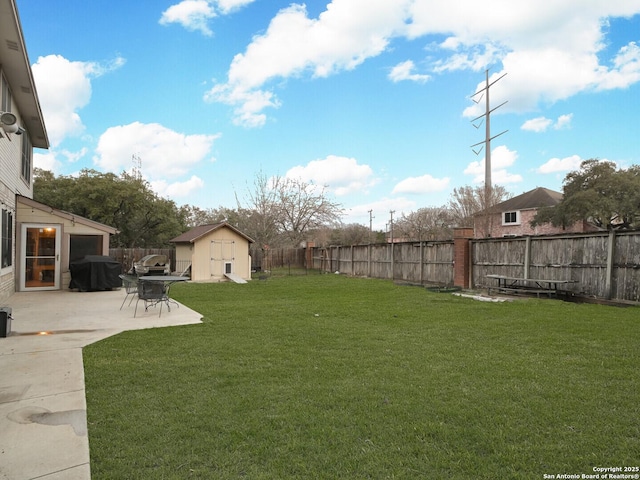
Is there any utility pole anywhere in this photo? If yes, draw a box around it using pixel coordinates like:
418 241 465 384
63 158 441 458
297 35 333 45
470 69 508 204
368 209 374 244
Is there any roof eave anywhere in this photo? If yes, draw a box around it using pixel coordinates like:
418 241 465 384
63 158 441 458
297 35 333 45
0 0 49 148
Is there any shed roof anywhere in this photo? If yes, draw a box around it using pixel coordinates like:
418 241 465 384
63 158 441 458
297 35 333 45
17 195 118 234
170 222 254 244
494 187 562 212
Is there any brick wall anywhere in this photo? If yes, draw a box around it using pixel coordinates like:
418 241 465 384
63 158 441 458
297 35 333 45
479 209 596 238
453 227 474 288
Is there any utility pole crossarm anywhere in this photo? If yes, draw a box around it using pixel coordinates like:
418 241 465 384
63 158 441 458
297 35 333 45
470 129 508 149
470 69 508 198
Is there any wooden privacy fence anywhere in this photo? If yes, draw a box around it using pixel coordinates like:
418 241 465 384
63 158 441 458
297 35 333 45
108 229 640 303
309 242 455 286
307 229 640 303
472 230 640 302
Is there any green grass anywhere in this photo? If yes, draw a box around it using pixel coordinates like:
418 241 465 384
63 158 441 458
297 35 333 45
84 275 640 479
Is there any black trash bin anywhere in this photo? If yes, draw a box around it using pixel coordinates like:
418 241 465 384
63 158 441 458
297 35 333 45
0 307 11 338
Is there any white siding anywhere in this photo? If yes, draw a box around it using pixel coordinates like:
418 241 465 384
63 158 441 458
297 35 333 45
0 74 33 302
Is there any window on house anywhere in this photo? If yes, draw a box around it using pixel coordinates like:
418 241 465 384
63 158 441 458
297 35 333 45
503 211 519 225
21 131 32 184
1 209 13 269
1 72 11 112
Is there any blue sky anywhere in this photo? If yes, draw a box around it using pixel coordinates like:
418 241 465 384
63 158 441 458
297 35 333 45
16 0 640 229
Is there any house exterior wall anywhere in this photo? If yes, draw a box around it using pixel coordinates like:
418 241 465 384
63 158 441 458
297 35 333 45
16 201 112 291
1 76 34 303
476 209 594 238
187 227 252 282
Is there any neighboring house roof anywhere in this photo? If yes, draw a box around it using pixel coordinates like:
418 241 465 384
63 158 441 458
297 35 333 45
170 222 255 244
0 0 49 148
493 187 563 212
17 195 118 234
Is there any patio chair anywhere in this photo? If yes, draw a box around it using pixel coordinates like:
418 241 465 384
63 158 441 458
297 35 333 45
119 274 139 310
134 279 169 318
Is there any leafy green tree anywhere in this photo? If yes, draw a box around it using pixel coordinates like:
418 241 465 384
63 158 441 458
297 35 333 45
329 223 371 245
532 159 640 230
33 168 187 247
179 204 241 228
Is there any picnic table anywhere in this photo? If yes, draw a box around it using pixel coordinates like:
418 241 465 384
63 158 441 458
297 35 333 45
486 274 577 298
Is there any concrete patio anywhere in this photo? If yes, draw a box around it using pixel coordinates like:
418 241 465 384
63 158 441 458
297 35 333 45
0 288 203 480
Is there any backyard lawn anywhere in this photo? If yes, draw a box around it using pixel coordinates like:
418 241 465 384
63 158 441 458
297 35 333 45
84 274 639 479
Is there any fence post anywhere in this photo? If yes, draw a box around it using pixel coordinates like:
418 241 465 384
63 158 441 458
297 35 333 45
389 242 394 280
605 230 616 300
524 236 531 279
420 241 425 285
350 245 354 275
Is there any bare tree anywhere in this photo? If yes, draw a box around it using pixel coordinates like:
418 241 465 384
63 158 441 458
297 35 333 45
448 184 511 237
273 176 343 246
236 172 343 248
235 171 281 249
395 207 455 241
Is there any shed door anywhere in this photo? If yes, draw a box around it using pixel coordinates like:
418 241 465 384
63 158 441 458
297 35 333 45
210 240 235 277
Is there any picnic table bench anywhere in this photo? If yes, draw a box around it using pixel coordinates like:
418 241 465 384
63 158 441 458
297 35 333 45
486 274 577 298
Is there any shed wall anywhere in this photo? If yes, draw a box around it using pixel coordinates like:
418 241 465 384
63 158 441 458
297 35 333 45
16 202 112 290
189 228 251 282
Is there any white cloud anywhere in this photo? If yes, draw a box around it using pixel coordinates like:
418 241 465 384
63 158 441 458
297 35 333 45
215 0 256 14
537 154 583 174
389 60 430 83
464 145 522 184
31 54 125 147
94 122 220 179
554 113 573 130
521 113 573 132
207 1 640 127
285 155 377 196
596 41 640 90
521 116 553 133
491 170 523 185
205 1 409 127
159 0 217 36
159 0 257 36
151 175 205 199
433 42 504 73
205 84 280 128
33 151 62 173
392 174 450 195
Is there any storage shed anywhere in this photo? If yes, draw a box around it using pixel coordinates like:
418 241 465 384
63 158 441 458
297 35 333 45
170 222 254 283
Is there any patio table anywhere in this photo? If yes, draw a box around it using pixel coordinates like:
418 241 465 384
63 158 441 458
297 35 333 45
134 276 188 317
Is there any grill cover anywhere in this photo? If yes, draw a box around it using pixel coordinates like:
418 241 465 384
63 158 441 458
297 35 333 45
69 255 122 291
